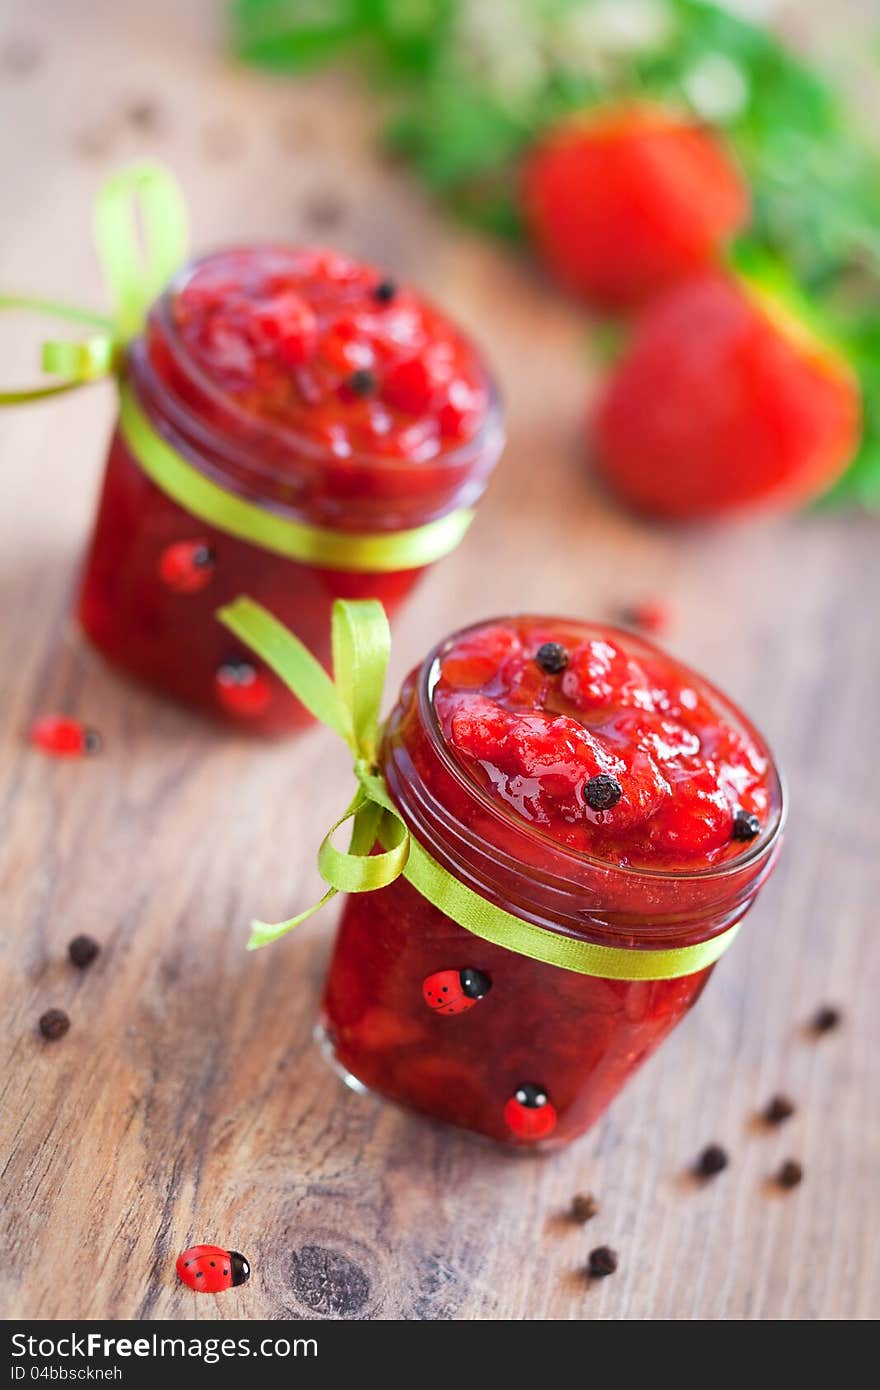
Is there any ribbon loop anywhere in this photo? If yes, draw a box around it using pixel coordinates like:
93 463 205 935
217 595 412 949
0 162 187 401
94 162 188 341
332 599 389 765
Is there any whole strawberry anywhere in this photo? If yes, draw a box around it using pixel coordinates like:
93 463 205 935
594 271 861 519
522 103 748 310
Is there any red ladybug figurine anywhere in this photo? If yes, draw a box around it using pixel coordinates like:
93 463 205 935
176 1244 250 1294
504 1083 558 1141
158 540 215 594
422 967 492 1016
215 660 272 717
30 715 102 758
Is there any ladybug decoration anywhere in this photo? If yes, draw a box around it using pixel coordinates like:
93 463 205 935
30 715 102 758
176 1244 250 1294
422 967 492 1016
158 540 215 594
215 659 272 717
504 1083 558 1141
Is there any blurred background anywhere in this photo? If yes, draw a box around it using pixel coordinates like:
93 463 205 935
1 0 878 1321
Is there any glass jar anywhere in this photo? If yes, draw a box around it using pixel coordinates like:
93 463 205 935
77 250 504 735
321 619 785 1152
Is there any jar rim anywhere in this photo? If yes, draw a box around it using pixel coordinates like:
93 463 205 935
412 615 787 888
149 248 504 479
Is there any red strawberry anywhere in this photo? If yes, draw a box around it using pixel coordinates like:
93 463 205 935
522 103 748 310
594 271 861 519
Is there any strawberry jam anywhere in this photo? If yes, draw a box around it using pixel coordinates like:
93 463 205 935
322 617 784 1150
77 248 502 733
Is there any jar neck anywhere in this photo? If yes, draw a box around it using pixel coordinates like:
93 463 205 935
381 667 784 951
125 291 503 535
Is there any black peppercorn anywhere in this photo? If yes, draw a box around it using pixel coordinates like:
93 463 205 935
39 1009 70 1041
583 774 623 812
571 1193 599 1223
696 1143 729 1177
763 1094 795 1125
811 1005 841 1034
68 935 101 970
347 369 377 398
776 1159 803 1189
732 809 761 841
372 279 397 304
587 1246 618 1278
535 642 569 674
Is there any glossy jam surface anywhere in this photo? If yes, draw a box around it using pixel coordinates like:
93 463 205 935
433 617 771 870
322 617 781 1150
170 248 490 461
78 248 501 733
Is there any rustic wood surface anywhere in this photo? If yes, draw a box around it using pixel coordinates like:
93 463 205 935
1 0 878 1322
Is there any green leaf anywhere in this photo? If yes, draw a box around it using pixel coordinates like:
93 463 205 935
231 0 366 68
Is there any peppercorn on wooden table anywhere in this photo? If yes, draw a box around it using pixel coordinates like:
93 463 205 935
1 0 878 1321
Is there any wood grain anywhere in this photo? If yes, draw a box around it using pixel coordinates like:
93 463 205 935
1 0 878 1321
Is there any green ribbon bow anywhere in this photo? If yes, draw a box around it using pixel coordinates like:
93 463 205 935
0 162 188 404
0 163 475 572
220 595 411 947
217 596 744 980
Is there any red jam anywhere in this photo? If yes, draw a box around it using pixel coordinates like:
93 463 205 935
433 619 770 870
77 248 502 734
322 617 783 1151
171 249 490 458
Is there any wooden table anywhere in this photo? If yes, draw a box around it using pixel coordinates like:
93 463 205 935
1 0 877 1321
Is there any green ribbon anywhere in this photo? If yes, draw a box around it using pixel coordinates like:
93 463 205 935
217 596 744 980
118 383 475 572
1 164 474 573
0 162 187 404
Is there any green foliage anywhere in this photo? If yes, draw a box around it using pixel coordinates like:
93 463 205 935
232 0 880 506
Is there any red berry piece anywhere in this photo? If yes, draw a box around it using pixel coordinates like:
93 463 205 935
382 357 438 415
176 1244 250 1294
158 540 215 594
619 600 672 636
440 625 519 689
437 379 485 442
649 767 733 855
595 270 860 519
215 660 272 718
422 967 492 1016
30 716 102 758
522 102 748 309
504 1083 558 1141
253 290 318 367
